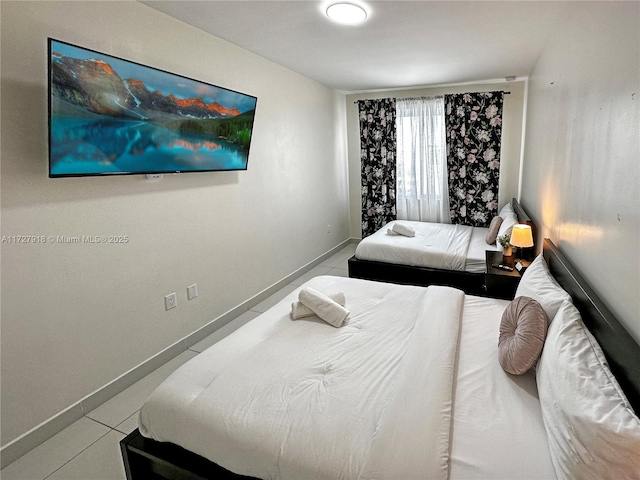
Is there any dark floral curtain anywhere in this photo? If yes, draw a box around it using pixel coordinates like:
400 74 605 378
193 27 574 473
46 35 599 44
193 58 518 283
358 98 397 237
445 92 504 227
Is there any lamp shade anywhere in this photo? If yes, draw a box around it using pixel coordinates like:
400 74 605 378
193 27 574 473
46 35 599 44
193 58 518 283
510 224 534 248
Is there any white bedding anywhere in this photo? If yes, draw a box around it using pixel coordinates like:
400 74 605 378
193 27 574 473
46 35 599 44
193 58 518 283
140 276 463 479
467 225 502 271
450 295 556 479
139 276 555 479
355 220 501 273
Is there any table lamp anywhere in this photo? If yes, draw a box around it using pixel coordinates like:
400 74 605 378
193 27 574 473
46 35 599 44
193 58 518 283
510 224 534 261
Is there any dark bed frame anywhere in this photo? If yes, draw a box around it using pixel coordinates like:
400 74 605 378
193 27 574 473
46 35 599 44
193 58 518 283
542 239 640 411
347 198 535 294
121 238 640 480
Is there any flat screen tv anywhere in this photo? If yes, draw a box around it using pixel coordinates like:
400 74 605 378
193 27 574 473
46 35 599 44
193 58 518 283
48 38 257 177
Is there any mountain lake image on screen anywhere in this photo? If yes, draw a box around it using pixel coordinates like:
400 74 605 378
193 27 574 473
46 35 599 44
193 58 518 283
48 38 258 177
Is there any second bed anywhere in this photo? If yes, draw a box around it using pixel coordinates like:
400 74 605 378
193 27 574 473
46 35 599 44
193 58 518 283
348 198 533 294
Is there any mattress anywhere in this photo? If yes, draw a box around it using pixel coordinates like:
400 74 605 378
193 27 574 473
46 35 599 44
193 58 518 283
139 276 555 479
354 220 501 273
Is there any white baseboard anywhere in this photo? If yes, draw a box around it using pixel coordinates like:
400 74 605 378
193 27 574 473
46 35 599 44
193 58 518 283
0 238 357 469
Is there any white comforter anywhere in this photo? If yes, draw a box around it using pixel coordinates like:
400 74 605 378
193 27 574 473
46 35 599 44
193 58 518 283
139 276 465 480
355 220 475 271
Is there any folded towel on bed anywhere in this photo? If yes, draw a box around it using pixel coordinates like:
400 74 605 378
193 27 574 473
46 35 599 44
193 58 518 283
391 223 415 237
292 292 346 320
297 287 350 327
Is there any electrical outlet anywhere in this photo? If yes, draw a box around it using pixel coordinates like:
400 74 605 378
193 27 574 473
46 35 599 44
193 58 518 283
164 292 177 310
187 284 198 300
327 224 331 234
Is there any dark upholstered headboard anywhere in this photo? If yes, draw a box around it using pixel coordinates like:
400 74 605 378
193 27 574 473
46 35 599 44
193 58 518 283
543 238 640 413
512 197 532 225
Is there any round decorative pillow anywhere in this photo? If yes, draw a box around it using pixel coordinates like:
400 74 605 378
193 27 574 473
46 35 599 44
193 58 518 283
498 296 548 375
486 216 504 245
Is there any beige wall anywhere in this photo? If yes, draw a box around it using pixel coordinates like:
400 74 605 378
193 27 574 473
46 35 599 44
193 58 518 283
521 3 639 342
345 80 526 238
0 0 349 445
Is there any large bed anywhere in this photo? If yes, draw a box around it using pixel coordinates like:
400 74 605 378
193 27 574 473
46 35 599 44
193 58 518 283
348 198 534 294
121 239 640 480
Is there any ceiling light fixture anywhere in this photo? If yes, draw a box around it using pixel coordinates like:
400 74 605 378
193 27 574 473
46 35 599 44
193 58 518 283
326 3 367 25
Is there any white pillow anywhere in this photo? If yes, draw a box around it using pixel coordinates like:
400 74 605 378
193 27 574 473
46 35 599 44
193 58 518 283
515 254 572 322
536 301 640 480
497 212 518 240
498 202 515 218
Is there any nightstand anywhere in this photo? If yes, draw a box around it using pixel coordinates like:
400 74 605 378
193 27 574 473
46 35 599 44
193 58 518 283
484 250 521 300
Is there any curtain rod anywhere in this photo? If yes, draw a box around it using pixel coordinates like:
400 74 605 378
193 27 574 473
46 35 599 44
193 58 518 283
354 91 511 104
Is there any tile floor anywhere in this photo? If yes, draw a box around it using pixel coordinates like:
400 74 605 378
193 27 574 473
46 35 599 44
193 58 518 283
1 244 355 480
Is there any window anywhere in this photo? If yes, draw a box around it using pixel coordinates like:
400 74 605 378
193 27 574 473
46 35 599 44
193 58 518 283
395 96 450 223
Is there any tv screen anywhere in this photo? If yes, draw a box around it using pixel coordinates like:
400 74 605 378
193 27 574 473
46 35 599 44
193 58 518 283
48 38 257 177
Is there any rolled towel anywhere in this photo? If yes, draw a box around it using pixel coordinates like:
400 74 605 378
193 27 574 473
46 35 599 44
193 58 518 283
298 287 350 328
292 292 346 320
392 222 415 237
386 228 399 236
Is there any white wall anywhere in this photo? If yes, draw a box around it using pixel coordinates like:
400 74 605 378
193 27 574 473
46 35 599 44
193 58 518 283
521 3 640 342
345 81 526 238
0 0 349 445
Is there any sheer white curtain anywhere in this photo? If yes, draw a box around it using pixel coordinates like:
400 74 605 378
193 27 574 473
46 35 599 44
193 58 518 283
396 96 450 223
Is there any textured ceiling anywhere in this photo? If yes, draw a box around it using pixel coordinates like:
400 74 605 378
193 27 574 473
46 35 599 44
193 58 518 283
141 1 570 92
